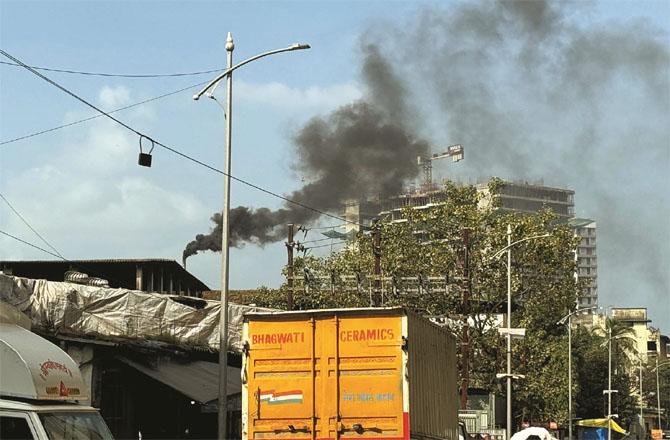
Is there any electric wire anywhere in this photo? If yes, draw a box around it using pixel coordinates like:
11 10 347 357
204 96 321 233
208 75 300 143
0 229 64 260
298 236 338 245
0 229 144 288
0 192 65 259
0 60 223 78
0 49 367 229
306 224 347 230
306 241 347 250
0 79 211 146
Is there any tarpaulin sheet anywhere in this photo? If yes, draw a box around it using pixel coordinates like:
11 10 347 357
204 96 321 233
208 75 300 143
577 419 627 434
0 274 272 353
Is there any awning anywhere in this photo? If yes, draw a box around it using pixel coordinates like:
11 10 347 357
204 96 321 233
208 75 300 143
118 357 240 404
576 419 627 434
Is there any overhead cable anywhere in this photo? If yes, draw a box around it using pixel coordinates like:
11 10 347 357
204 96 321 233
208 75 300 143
0 192 65 259
306 241 347 250
0 49 367 229
0 229 65 260
0 229 139 287
0 60 223 78
299 236 337 245
0 79 211 146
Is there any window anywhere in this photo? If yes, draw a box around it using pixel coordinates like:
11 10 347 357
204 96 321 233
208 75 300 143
648 340 658 352
0 415 35 440
39 412 113 440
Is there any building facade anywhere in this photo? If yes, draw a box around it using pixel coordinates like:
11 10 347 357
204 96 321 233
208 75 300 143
342 179 598 308
569 219 598 308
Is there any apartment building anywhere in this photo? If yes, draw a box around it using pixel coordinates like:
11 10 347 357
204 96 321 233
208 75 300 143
343 179 597 307
569 218 598 308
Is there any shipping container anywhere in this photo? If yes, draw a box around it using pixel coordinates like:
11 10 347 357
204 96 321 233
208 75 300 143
241 307 458 440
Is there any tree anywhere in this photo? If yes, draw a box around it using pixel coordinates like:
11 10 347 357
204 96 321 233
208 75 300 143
248 179 582 425
572 324 639 428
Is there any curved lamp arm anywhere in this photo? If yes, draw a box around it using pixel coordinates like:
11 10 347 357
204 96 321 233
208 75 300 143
489 233 551 261
193 43 310 100
557 305 599 325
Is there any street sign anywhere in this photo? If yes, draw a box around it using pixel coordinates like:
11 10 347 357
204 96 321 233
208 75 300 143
496 373 526 380
498 328 526 339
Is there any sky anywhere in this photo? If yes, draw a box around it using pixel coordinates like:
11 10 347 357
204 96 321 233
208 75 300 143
0 1 668 330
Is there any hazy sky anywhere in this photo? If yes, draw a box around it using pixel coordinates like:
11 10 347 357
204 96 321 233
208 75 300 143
1 1 668 330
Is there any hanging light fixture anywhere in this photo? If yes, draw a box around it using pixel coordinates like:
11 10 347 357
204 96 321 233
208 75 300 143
138 135 154 167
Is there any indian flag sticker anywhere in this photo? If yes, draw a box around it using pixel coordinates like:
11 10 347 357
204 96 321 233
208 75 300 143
260 390 303 405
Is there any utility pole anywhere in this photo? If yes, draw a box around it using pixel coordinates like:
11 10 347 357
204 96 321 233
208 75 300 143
372 220 381 306
286 224 294 310
608 325 613 440
460 229 472 410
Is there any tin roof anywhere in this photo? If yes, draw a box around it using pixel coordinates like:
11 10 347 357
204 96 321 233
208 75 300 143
118 357 240 403
0 259 209 292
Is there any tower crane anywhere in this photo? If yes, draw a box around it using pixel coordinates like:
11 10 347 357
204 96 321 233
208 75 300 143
417 144 464 191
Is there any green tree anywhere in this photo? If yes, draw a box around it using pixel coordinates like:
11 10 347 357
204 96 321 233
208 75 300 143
249 179 582 425
572 324 639 428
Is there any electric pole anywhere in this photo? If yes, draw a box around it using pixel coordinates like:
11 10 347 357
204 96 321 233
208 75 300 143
286 223 294 310
460 228 472 409
372 220 382 306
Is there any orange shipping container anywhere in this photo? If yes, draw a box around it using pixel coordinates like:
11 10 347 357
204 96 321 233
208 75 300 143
242 308 458 440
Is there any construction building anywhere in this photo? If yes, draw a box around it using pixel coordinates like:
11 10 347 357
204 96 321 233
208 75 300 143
342 179 598 308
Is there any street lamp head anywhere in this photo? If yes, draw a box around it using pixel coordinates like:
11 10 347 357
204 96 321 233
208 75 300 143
225 32 235 52
289 43 311 50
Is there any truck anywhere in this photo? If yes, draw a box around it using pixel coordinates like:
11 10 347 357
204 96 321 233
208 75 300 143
0 321 114 440
241 307 459 440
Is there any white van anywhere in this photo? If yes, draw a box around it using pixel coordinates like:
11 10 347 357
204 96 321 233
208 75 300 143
0 323 114 440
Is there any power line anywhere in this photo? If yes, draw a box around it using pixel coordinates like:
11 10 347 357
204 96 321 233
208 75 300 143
0 229 140 288
307 224 347 230
0 79 211 147
0 60 223 78
0 229 64 260
0 49 367 229
0 192 65 259
306 241 347 250
299 236 339 245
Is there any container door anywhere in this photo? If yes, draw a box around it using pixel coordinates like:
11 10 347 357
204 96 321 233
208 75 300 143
247 314 405 440
247 317 316 440
336 315 406 440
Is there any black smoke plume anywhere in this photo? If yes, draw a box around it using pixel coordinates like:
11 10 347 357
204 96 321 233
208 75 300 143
183 1 670 325
183 44 429 259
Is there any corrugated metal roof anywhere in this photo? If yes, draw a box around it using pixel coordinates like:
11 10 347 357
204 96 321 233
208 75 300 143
0 258 176 264
118 357 240 403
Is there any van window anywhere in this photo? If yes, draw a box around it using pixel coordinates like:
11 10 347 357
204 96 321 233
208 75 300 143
0 415 36 440
38 412 113 440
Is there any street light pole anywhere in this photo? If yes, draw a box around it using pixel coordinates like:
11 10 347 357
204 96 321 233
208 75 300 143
608 326 613 440
657 355 662 429
216 31 234 440
639 355 643 423
557 305 597 440
506 224 512 440
194 34 309 440
651 359 670 430
489 226 551 440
